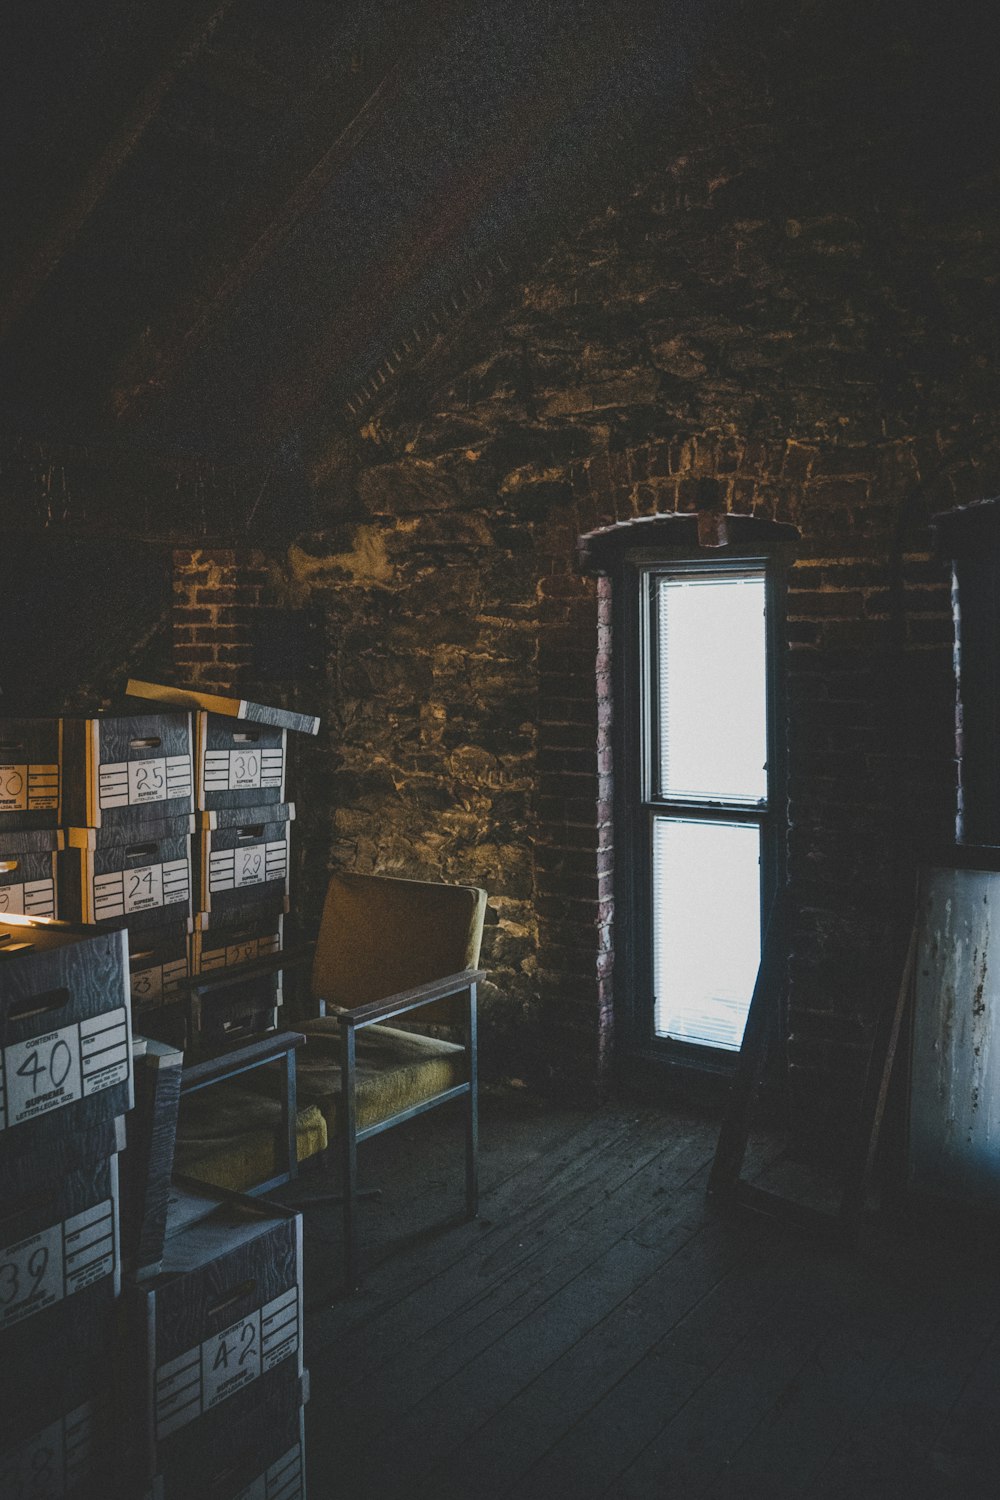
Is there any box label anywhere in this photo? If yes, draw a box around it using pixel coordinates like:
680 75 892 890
0 763 59 814
203 747 284 794
0 1009 129 1131
0 1398 99 1499
0 1197 116 1332
232 1441 305 1500
199 930 280 973
131 957 187 1009
208 840 287 895
98 755 192 811
92 860 189 921
154 1284 299 1439
0 878 56 919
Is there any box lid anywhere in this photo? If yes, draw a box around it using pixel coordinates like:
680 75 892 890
128 680 320 736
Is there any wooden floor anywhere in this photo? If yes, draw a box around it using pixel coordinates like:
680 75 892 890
280 1092 1000 1500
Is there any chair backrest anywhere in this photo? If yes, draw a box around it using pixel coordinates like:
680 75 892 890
311 871 487 1011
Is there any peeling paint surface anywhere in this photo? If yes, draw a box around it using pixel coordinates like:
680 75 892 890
911 866 1000 1206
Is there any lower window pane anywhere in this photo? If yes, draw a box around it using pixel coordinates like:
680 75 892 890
652 817 761 1051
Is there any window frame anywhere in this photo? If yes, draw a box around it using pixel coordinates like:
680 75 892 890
613 544 789 1074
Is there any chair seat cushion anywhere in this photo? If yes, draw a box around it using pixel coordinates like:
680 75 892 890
174 1088 327 1194
298 1017 467 1135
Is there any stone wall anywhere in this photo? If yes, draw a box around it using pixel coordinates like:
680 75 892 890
168 0 1000 1145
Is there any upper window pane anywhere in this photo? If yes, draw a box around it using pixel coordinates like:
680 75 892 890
655 571 768 804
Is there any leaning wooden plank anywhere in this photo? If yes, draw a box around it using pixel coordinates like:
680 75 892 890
708 886 790 1194
126 678 320 736
838 917 917 1237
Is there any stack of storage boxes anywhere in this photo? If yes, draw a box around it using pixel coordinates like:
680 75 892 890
59 713 196 1049
0 918 134 1497
131 1181 307 1499
190 711 293 1043
124 680 320 1047
0 719 63 922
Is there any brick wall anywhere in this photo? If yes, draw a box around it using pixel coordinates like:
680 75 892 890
263 0 1000 1142
171 547 268 689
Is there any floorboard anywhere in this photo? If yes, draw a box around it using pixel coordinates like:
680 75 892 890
296 1094 1000 1500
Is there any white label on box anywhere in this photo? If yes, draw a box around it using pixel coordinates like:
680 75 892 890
0 763 58 814
0 1222 63 1328
261 1286 299 1372
203 747 284 794
231 1441 305 1500
154 1284 299 1438
0 878 56 919
200 929 281 972
92 859 189 921
0 1399 98 1500
0 1008 128 1131
81 1010 130 1097
2 1022 83 1127
131 956 187 1008
63 1198 116 1294
202 1311 261 1411
0 1196 115 1332
208 840 287 894
99 755 192 810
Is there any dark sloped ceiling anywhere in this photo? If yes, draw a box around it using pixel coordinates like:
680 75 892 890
0 0 721 464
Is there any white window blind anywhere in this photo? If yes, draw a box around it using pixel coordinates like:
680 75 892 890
656 573 768 804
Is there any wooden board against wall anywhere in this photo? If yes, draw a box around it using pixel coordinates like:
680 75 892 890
911 862 1000 1209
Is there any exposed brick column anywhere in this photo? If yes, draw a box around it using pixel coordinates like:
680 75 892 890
534 570 614 1094
171 547 267 688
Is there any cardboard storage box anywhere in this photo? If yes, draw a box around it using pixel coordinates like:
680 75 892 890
61 815 194 933
0 919 133 1161
0 1148 121 1368
61 712 194 834
197 805 293 918
127 680 320 738
129 1183 303 1477
0 827 61 919
0 1303 116 1500
195 712 287 812
189 910 285 1042
130 920 192 1019
144 1390 306 1500
0 718 60 831
190 910 283 978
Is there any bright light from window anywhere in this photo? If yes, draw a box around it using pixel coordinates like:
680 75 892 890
652 816 762 1050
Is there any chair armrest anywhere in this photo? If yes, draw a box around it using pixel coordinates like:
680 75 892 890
184 944 315 996
181 1030 306 1093
329 969 486 1030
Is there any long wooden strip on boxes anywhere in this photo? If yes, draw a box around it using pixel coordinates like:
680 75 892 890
195 712 287 811
0 920 133 1158
0 827 62 919
122 1038 184 1280
61 713 194 832
129 1182 303 1479
0 718 60 831
197 804 293 918
127 680 320 737
61 815 194 932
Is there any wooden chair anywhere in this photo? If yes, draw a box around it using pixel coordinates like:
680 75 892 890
174 871 487 1289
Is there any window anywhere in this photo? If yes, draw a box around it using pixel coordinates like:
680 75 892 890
614 547 787 1066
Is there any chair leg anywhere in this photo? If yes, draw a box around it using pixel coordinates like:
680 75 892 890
465 981 479 1220
341 1021 360 1292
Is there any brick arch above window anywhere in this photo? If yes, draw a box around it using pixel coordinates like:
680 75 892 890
578 512 800 575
